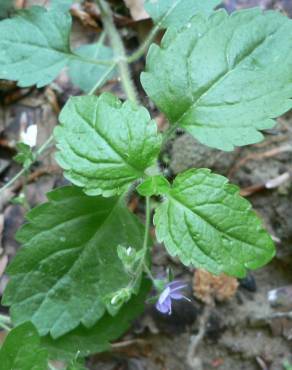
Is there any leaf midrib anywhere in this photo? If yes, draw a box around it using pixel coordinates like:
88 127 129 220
21 196 124 334
175 20 280 126
168 193 268 253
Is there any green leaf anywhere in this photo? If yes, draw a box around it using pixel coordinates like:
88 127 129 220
144 0 221 29
0 6 72 87
55 93 162 197
141 8 292 151
50 0 74 12
137 175 170 196
69 42 117 93
13 143 35 170
42 279 151 360
2 186 147 338
0 322 48 370
154 169 275 277
0 0 13 19
0 6 113 88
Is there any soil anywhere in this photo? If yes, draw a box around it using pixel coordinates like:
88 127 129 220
1 1 292 370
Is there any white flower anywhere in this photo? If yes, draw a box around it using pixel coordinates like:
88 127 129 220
21 124 37 148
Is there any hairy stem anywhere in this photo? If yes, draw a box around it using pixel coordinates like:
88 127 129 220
142 196 151 252
96 0 138 104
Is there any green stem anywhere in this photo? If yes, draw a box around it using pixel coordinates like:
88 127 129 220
142 196 151 252
127 24 160 63
88 63 117 95
96 0 138 104
162 123 178 146
143 261 155 282
71 52 115 67
127 0 182 63
127 196 152 290
0 135 54 195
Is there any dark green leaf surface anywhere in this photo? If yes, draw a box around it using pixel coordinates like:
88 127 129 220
0 322 48 370
144 0 221 29
69 42 116 93
55 93 162 197
154 169 275 277
42 279 151 360
141 8 292 151
0 6 72 87
3 186 146 338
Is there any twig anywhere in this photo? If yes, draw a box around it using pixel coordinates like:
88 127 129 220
96 0 138 104
228 144 292 178
187 304 212 367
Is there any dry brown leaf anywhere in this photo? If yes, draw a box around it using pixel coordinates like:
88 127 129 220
123 0 149 21
193 269 238 304
71 5 99 29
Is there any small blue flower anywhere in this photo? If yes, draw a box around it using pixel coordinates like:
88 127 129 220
155 280 190 315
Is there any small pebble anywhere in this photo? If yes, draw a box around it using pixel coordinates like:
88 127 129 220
239 274 257 292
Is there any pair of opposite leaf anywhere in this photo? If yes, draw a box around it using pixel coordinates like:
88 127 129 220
1 0 291 355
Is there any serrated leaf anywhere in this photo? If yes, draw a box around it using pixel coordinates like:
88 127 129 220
141 8 292 151
69 42 117 93
42 279 151 360
144 0 221 29
0 6 114 88
0 322 48 370
55 93 162 197
137 175 170 196
0 6 72 87
154 169 275 277
2 186 147 338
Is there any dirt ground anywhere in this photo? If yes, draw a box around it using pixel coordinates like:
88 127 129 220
1 1 292 369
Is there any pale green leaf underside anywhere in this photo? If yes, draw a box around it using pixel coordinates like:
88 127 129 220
3 186 146 338
141 8 292 151
50 0 74 12
0 322 48 370
154 169 275 277
42 279 151 361
55 93 162 197
144 0 221 29
69 42 117 93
